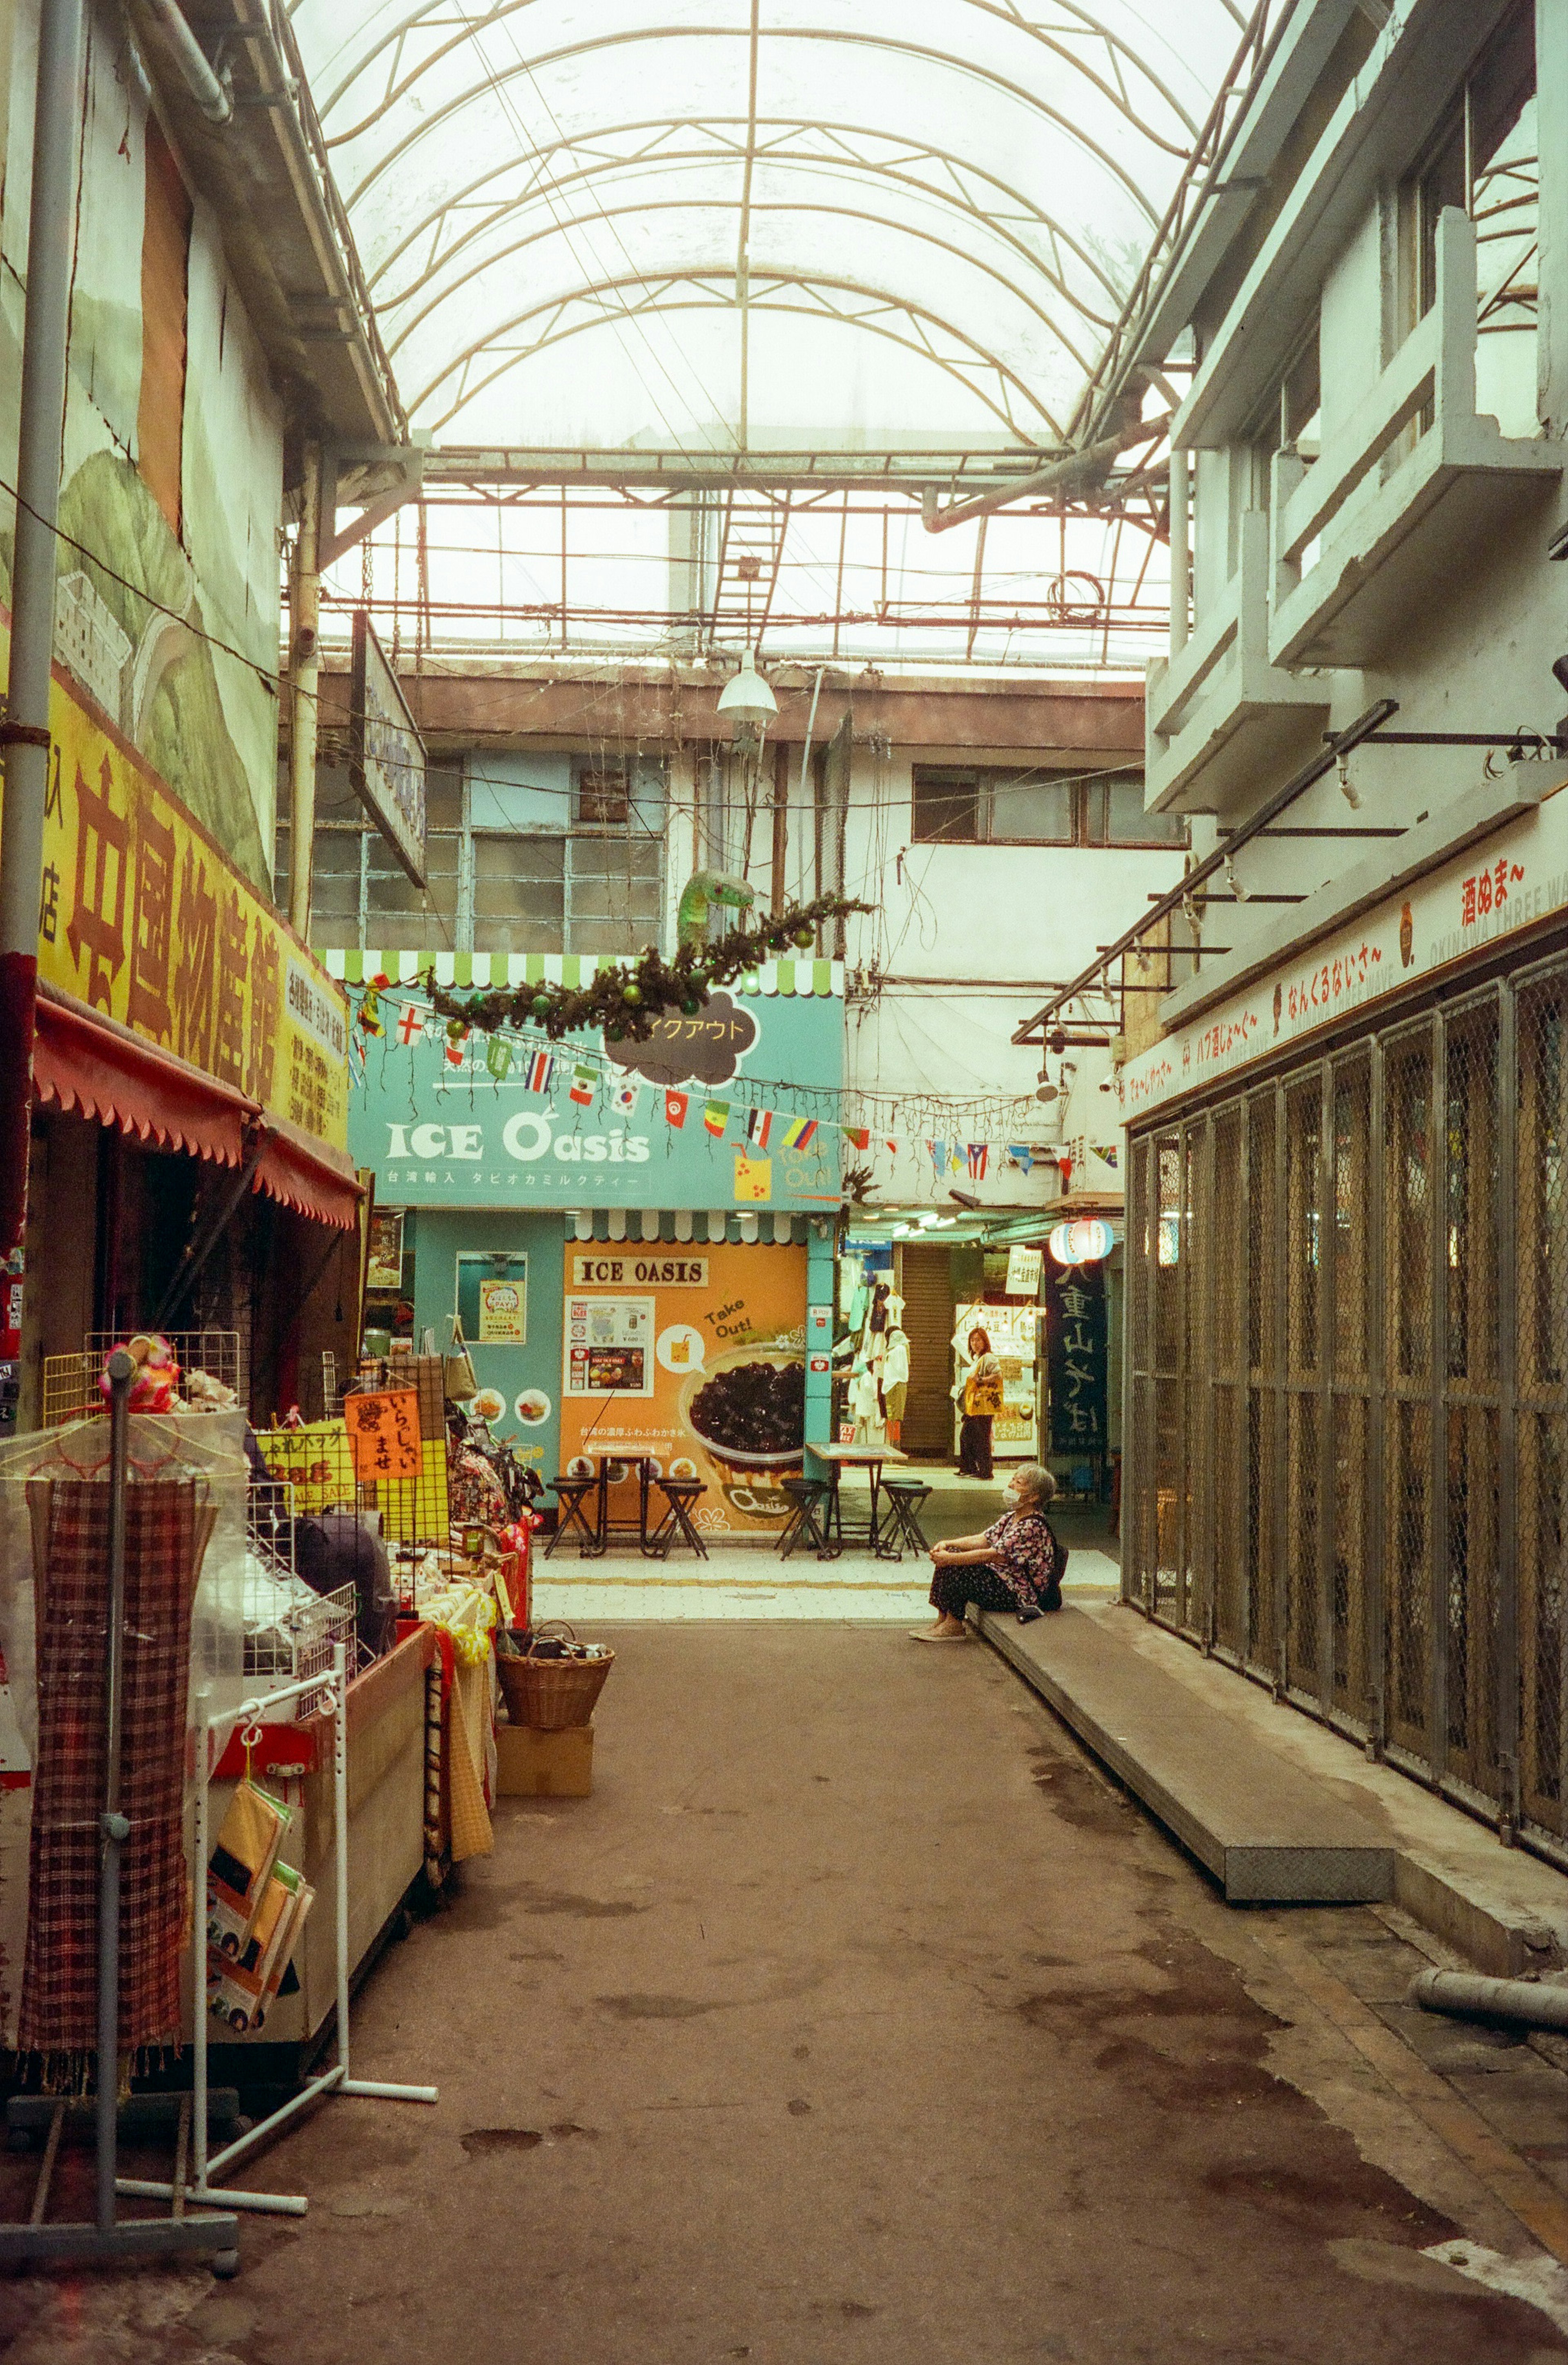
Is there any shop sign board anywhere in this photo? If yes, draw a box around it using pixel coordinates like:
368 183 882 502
349 609 427 885
1005 1244 1043 1296
570 1254 708 1287
560 1243 807 1536
32 652 350 1151
1045 1262 1107 1456
351 982 843 1209
1119 773 1568 1121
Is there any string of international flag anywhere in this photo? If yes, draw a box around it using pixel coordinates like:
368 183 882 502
352 981 1117 1174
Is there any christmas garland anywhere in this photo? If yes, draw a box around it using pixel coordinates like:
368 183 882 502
426 894 872 1044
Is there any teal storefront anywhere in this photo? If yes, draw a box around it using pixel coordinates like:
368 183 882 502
335 952 844 1493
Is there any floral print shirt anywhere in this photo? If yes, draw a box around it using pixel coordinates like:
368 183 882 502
983 1509 1058 1607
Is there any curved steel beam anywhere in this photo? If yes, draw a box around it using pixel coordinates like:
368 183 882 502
408 269 1064 439
336 26 1172 232
379 194 1103 385
368 116 1125 331
313 0 1203 149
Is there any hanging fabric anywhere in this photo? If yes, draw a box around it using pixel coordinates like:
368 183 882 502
18 1474 212 2074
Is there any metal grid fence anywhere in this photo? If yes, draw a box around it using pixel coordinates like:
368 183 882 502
1127 959 1568 1864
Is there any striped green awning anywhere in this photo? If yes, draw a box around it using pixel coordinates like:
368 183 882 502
323 950 843 997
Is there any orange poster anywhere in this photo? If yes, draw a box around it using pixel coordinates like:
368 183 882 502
559 1243 807 1538
344 1389 423 1483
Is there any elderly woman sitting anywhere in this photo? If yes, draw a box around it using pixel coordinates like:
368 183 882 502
913 1463 1062 1641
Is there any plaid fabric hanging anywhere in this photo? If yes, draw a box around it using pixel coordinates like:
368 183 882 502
18 1475 212 2073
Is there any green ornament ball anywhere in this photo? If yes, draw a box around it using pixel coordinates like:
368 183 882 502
793 925 815 948
681 998 702 1016
606 1024 623 1042
530 993 551 1019
445 1016 466 1042
621 981 643 1007
687 969 708 993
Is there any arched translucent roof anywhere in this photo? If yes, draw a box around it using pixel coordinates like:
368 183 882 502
289 0 1259 452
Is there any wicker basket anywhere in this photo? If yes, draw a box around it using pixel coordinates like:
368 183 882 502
497 1624 613 1730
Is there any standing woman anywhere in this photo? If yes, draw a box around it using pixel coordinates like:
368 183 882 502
953 1324 1004 1479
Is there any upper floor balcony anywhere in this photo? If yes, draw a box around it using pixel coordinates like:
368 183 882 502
1269 208 1561 670
1145 508 1330 816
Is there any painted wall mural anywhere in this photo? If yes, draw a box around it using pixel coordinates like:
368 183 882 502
0 10 283 896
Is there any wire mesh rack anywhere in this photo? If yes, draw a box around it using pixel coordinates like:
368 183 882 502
244 1480 360 1716
252 1358 452 1561
41 1332 243 1428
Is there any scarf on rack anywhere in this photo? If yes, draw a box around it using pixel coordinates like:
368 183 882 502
18 1475 211 2076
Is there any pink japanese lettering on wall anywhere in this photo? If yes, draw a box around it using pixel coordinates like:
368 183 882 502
1116 780 1568 1126
1283 940 1383 1027
1460 859 1525 928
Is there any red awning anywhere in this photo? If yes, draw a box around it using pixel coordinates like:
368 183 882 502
33 986 252 1167
33 986 363 1231
252 1119 363 1231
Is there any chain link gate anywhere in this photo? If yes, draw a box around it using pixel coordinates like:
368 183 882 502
1126 958 1568 1866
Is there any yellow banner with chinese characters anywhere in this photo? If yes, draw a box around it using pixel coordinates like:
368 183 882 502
25 661 348 1151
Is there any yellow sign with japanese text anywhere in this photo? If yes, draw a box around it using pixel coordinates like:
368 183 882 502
27 660 349 1151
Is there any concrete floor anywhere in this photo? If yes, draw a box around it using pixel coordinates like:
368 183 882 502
2 1623 1566 2363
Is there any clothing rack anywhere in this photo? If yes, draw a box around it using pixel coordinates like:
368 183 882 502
0 1358 439 2267
0 1352 241 2271
115 1642 438 2220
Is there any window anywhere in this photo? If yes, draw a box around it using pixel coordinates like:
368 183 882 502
472 834 565 953
912 771 982 844
576 769 630 826
278 753 667 954
1087 779 1185 846
911 766 1183 848
1404 1 1535 326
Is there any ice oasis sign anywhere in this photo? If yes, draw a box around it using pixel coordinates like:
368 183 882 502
349 977 844 1209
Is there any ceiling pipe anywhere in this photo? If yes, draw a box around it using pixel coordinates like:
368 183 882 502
922 410 1172 534
140 0 232 124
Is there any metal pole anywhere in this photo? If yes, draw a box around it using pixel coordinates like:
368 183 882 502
332 1643 350 2083
193 1687 211 2193
1495 978 1520 1840
0 0 87 1260
287 448 323 939
96 1347 135 2232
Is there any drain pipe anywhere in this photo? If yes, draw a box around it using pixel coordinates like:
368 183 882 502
1408 1967 1568 2033
141 0 232 125
0 0 88 1262
287 447 323 939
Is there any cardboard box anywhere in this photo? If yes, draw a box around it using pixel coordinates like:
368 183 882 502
496 1721 594 1798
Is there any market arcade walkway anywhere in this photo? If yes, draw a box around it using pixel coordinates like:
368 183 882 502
3 1624 1563 2363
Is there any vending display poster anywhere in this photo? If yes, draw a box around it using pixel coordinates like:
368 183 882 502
564 1295 654 1397
559 1243 808 1536
366 1208 406 1292
953 1300 1040 1460
457 1250 529 1345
